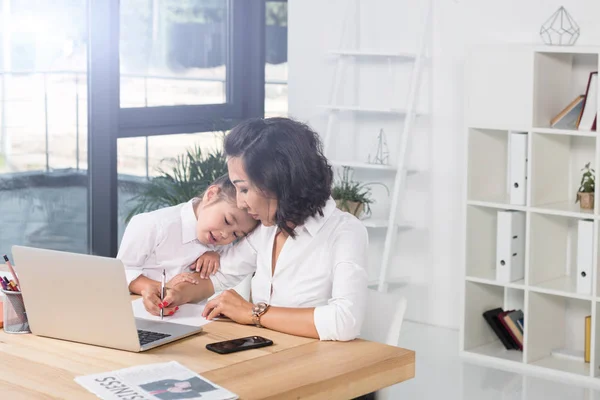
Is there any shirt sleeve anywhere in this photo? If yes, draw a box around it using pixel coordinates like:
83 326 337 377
116 213 161 286
313 220 369 341
209 229 259 293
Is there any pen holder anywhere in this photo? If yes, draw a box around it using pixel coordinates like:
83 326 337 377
1 289 30 334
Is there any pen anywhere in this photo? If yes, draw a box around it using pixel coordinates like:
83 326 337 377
160 269 165 320
3 255 20 291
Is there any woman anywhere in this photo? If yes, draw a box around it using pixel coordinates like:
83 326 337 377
142 117 369 341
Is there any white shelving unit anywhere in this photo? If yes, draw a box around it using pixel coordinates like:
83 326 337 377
461 44 600 388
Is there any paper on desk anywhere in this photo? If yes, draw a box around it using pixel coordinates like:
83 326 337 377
132 298 213 327
75 360 238 400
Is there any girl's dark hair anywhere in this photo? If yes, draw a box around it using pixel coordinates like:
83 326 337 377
224 117 333 237
200 173 237 204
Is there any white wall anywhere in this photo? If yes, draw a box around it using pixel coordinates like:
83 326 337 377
288 0 600 329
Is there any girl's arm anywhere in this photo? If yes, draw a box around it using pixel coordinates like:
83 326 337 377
117 214 160 293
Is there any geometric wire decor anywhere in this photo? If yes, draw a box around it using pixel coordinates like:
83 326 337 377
540 6 580 46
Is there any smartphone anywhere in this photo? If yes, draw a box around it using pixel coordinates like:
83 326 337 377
206 335 273 354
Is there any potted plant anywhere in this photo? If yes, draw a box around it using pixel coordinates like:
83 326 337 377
331 166 388 218
124 144 228 223
576 162 595 210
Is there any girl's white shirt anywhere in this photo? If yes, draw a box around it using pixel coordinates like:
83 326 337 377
117 199 220 286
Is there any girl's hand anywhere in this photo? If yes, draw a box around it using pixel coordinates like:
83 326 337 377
201 289 254 324
167 272 199 288
190 251 221 279
140 286 181 316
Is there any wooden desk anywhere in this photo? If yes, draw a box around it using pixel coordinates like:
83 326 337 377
0 314 415 399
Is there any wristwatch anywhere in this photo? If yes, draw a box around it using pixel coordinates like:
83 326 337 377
251 302 270 328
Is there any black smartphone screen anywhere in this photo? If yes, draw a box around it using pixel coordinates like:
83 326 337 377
206 336 273 354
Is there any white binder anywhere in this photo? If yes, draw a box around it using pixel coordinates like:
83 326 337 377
576 219 594 295
508 132 528 205
496 210 526 283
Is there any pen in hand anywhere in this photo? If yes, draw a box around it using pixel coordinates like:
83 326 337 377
160 269 165 320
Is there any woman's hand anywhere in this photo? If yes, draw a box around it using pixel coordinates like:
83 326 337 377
167 272 199 288
141 285 184 316
202 289 254 325
189 251 221 279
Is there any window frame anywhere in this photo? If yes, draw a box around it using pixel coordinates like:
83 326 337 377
119 0 266 137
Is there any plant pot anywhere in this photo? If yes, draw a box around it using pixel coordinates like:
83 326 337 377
578 192 594 209
335 199 364 217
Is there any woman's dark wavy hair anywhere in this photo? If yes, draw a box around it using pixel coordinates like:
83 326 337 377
224 117 333 237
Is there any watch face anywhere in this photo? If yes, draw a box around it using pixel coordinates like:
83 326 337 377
253 302 267 315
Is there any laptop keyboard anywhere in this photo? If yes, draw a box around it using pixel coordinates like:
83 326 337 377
137 329 171 346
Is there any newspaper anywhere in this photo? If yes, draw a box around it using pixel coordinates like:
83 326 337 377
75 361 238 400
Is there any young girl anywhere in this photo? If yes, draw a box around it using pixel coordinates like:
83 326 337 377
117 174 259 303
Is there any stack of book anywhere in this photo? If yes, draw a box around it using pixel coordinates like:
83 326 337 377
482 308 524 351
551 71 597 131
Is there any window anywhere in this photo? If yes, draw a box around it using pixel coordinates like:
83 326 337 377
120 0 229 108
265 0 288 117
85 0 266 256
0 0 90 259
0 1 266 257
118 0 265 137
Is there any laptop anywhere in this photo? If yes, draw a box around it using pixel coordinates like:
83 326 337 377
11 245 203 352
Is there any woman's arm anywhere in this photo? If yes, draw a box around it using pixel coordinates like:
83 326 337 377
202 289 319 338
257 307 319 338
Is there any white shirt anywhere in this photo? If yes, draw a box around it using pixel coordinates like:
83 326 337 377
117 199 221 286
210 197 369 341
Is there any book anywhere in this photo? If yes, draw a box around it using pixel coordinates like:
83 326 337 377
551 95 584 129
483 308 519 350
504 310 524 349
585 315 591 363
578 71 598 131
75 361 238 400
498 310 522 350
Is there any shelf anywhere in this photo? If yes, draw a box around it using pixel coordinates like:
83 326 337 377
329 160 421 176
530 133 596 214
466 206 526 282
531 127 597 138
529 213 595 299
526 292 591 376
319 105 408 115
529 355 591 377
533 51 598 132
467 128 512 204
530 201 595 219
466 199 527 212
464 341 524 363
328 49 416 59
466 275 525 289
533 45 600 55
529 276 592 300
360 219 414 230
330 160 397 172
